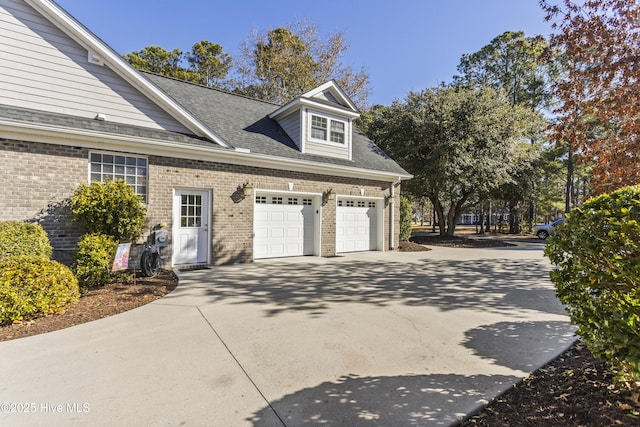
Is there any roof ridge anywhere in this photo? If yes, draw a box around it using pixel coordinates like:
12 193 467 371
139 71 282 107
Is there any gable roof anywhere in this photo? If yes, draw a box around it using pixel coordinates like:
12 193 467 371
269 80 361 121
142 73 409 177
23 0 231 147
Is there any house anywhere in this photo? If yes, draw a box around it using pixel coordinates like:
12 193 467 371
0 0 411 267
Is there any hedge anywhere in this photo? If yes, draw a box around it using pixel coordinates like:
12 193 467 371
545 185 640 386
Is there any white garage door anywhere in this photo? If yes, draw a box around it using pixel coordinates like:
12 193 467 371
254 194 315 259
336 199 378 253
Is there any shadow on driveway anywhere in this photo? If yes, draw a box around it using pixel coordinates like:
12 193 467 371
172 257 564 317
462 321 576 372
248 372 520 426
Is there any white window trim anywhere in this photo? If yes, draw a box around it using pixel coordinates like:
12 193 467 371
306 109 350 148
88 150 149 202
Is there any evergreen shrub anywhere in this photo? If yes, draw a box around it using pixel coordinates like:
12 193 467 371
0 256 79 324
545 185 640 387
0 221 52 260
74 233 118 289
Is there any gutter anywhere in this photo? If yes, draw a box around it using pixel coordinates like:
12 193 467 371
0 119 413 183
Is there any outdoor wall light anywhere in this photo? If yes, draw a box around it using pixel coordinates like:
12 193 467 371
242 182 254 197
322 188 335 204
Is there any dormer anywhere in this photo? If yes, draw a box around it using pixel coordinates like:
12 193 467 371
269 81 360 161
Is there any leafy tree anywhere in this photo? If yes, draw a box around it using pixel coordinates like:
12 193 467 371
186 41 232 88
367 86 528 236
454 30 567 228
124 46 200 83
541 0 640 194
124 42 232 88
454 31 554 111
234 22 370 108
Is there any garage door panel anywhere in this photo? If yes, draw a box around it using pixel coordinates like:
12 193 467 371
337 199 378 253
254 195 315 259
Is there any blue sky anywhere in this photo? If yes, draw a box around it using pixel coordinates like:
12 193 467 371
55 0 552 106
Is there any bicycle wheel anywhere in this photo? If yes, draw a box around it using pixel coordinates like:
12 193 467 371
140 250 160 278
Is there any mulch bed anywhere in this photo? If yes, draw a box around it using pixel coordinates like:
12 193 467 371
460 340 639 426
398 240 431 251
0 270 177 342
410 234 516 248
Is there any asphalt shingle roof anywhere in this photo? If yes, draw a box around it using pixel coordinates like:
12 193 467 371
0 104 217 149
142 73 409 176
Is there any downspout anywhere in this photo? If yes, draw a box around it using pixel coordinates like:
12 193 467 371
389 181 396 250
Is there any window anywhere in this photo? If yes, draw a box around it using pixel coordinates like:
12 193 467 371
311 115 327 140
346 200 354 207
287 198 299 205
271 197 283 205
180 194 202 228
310 114 346 144
90 152 147 202
368 201 376 208
330 121 345 143
256 196 267 204
357 201 365 207
337 200 343 207
302 199 313 206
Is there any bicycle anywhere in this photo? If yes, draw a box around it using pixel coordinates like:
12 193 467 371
140 227 162 278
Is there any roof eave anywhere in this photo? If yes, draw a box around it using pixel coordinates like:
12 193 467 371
0 119 413 182
270 98 360 121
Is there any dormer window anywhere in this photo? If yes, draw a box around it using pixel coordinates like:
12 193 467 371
268 81 360 160
309 113 347 145
330 121 345 143
311 115 327 140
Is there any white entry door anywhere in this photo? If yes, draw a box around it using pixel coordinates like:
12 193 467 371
336 198 378 253
254 194 315 259
172 189 210 265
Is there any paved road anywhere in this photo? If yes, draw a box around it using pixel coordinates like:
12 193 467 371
0 246 574 426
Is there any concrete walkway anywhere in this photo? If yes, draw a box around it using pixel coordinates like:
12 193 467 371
0 246 575 426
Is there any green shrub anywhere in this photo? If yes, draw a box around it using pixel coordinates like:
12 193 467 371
545 185 640 387
399 196 413 241
0 221 52 260
75 233 118 288
71 180 146 242
0 256 79 324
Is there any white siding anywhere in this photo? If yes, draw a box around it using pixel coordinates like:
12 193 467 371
305 140 350 158
277 110 301 150
313 90 341 106
0 0 190 133
302 108 351 160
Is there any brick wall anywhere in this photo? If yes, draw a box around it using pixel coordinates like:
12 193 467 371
0 139 87 263
1 139 401 265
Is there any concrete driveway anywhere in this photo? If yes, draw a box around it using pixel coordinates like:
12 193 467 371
0 246 575 426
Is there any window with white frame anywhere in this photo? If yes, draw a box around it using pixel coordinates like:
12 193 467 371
309 113 346 144
330 120 345 143
89 152 147 202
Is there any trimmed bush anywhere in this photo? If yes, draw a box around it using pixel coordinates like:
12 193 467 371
0 256 79 324
545 185 640 387
71 180 146 242
75 233 118 289
399 196 413 241
0 221 52 260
